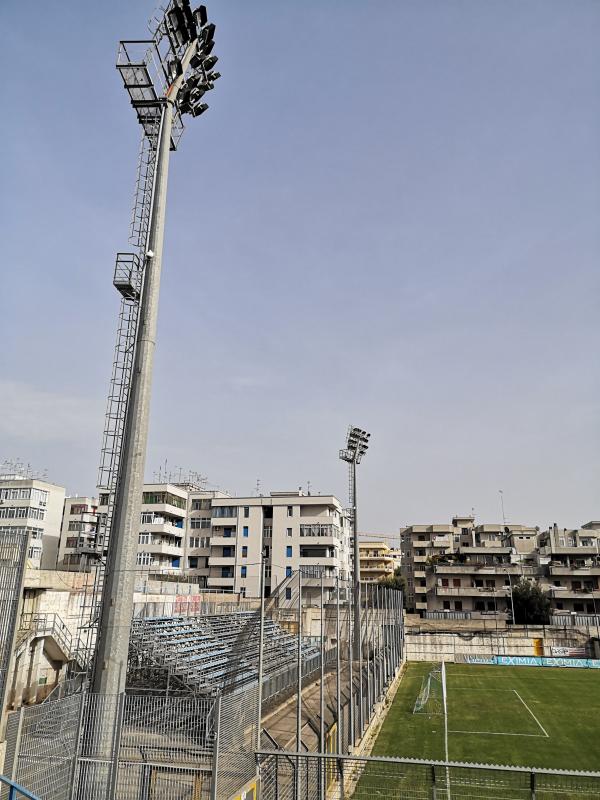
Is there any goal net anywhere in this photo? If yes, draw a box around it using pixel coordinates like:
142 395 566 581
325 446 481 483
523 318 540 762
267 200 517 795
413 664 444 715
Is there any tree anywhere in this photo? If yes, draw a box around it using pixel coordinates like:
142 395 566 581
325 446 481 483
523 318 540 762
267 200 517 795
511 578 551 625
379 567 406 593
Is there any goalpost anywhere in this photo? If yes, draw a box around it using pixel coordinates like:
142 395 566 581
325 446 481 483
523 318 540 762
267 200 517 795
413 662 451 798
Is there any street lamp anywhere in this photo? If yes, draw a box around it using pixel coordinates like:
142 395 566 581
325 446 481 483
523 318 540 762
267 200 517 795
339 426 370 664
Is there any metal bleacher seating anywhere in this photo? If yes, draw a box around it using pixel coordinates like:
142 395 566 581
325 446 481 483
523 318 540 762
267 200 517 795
129 612 319 695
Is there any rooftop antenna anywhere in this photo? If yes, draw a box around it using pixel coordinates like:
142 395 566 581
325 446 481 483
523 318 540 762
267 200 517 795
499 489 507 526
307 480 311 496
255 478 261 497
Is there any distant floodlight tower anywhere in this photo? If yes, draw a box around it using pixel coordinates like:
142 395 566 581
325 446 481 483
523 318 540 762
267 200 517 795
339 425 371 660
92 0 221 697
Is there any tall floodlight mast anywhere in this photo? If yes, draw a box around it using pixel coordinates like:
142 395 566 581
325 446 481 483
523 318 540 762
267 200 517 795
339 426 371 664
91 1 220 696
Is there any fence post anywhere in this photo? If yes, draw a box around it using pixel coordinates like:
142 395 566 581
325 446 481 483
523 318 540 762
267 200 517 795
107 693 125 800
68 691 87 800
431 764 437 800
530 770 536 800
211 694 222 800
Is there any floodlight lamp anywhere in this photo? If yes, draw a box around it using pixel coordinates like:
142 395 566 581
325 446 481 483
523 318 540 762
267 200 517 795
203 55 218 70
201 39 215 56
202 22 216 42
191 102 209 117
193 4 208 28
167 7 189 45
189 52 203 70
207 71 221 81
167 57 183 80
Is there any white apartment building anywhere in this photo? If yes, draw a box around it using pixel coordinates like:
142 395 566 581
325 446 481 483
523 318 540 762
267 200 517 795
95 485 350 597
57 497 99 570
0 472 65 569
203 491 351 598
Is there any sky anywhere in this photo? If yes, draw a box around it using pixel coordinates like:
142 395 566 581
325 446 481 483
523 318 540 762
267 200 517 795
1 1 599 535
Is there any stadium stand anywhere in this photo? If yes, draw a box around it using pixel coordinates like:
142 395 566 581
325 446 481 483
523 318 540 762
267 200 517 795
128 612 320 695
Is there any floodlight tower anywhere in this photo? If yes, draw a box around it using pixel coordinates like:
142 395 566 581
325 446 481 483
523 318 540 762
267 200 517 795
339 426 371 660
91 1 221 697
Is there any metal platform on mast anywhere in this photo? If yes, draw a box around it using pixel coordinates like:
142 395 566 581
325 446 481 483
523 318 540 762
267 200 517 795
116 40 184 150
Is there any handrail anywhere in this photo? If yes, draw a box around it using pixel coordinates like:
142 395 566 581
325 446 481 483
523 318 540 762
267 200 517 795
0 774 41 799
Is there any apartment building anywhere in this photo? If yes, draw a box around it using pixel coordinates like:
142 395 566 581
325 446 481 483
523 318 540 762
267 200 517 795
97 483 190 573
400 516 538 617
204 491 351 598
94 485 350 597
0 471 65 569
539 522 600 615
57 496 98 570
358 539 399 583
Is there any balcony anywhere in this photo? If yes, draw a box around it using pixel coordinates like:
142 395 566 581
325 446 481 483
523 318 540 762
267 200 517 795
142 522 184 537
435 585 509 597
208 556 236 566
549 564 600 576
140 502 186 518
414 569 427 579
299 556 338 567
210 535 237 546
207 576 235 588
550 587 598 600
299 522 341 537
142 541 182 557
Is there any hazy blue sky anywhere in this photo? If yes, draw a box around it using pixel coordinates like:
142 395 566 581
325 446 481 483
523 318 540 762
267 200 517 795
1 1 599 534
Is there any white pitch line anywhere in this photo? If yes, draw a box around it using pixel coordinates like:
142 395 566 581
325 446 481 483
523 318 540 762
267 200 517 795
449 729 546 738
513 690 549 738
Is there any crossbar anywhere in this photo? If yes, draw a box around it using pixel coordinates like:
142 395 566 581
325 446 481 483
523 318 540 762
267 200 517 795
0 774 41 800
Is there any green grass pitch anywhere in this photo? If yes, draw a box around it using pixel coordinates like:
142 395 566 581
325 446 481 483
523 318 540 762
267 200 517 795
372 662 600 771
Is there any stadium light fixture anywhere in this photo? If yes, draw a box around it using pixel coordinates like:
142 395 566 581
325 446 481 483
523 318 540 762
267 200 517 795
339 425 371 675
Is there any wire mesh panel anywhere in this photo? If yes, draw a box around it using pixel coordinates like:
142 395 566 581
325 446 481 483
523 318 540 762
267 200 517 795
257 754 600 800
0 529 29 714
74 693 216 800
12 694 83 800
216 684 258 800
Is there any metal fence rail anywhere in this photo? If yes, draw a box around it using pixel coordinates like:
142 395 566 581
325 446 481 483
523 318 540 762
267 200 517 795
257 751 600 800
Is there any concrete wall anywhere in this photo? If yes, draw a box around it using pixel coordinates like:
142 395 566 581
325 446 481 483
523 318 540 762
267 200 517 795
405 625 592 661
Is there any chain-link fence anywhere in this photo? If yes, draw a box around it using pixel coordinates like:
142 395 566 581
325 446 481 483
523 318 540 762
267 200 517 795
257 751 600 800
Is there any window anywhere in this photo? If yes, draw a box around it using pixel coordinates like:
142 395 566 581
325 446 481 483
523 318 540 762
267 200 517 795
139 533 150 545
223 528 232 538
287 528 292 537
443 601 450 610
286 566 292 577
243 526 249 537
264 545 270 557
287 506 293 517
441 578 449 587
242 546 248 557
189 536 200 548
241 566 247 578
137 552 153 566
286 546 292 558
486 601 495 611
285 588 292 600
265 566 272 578
171 556 180 568
453 579 461 588
244 506 249 518
455 601 463 611
188 557 198 569
213 507 237 518
475 600 485 611
191 517 210 529
223 547 232 557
